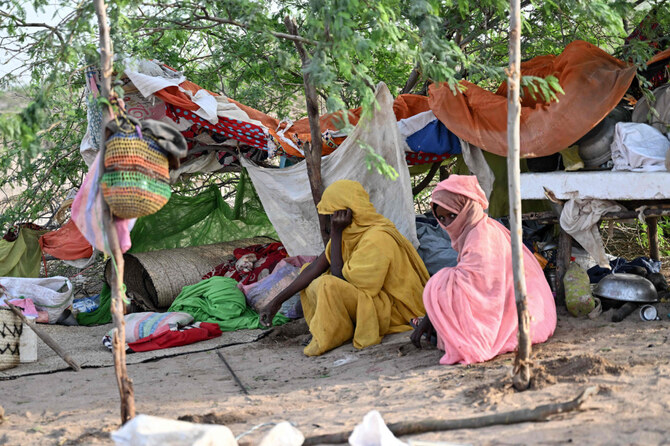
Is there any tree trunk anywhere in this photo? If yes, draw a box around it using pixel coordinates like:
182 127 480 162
506 0 532 391
284 16 329 246
400 63 421 95
94 0 136 424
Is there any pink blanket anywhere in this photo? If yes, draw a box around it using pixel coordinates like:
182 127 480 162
425 175 556 365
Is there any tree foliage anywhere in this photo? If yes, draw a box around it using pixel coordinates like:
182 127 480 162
0 0 668 228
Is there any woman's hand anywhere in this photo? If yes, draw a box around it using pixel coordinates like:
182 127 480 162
257 253 331 328
410 316 435 349
258 299 282 328
330 209 353 234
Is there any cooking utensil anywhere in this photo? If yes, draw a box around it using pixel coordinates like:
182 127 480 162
593 273 658 303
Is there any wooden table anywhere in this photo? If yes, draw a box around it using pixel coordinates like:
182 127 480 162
520 171 670 304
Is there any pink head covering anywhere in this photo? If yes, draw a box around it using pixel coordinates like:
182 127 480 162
431 175 488 253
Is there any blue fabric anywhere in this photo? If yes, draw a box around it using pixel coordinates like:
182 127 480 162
587 256 662 284
415 216 459 276
405 119 462 155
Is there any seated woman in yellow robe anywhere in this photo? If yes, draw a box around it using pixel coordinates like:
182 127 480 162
259 180 429 356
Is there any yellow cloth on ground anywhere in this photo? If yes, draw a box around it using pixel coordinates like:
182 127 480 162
301 180 429 356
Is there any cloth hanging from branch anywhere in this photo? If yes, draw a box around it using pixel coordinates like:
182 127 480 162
241 83 419 257
39 219 93 261
0 228 47 278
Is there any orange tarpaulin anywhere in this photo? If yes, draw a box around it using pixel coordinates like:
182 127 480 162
428 40 637 158
39 219 93 261
649 47 670 65
393 94 432 119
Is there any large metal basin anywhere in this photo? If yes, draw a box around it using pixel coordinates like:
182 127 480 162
593 273 658 303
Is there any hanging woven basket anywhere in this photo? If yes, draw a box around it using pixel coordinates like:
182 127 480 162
101 115 172 219
0 308 22 371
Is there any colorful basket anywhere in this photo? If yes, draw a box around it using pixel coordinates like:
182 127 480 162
0 308 22 371
101 121 172 219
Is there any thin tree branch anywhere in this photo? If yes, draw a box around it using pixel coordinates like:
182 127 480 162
0 11 66 48
304 387 598 445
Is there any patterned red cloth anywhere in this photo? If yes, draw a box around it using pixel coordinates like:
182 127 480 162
201 242 288 285
166 104 271 151
405 151 452 165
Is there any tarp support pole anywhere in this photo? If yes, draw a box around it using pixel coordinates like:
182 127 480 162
284 16 329 246
94 0 136 424
507 0 532 391
233 169 248 220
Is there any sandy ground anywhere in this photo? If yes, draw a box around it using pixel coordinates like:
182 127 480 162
1 303 670 446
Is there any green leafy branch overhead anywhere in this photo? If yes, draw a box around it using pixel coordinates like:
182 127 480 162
0 0 668 229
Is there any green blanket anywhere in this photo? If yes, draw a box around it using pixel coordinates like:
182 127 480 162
168 277 288 331
76 284 112 326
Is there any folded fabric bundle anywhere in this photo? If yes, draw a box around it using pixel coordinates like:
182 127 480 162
106 311 194 344
102 321 222 352
168 276 288 330
127 322 222 352
611 122 670 172
239 255 316 319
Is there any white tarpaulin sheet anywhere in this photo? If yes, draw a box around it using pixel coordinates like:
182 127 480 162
242 82 418 257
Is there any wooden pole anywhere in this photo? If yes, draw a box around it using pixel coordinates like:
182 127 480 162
93 0 135 424
647 217 659 261
556 229 573 307
6 302 81 371
284 16 329 246
506 0 532 391
302 387 597 445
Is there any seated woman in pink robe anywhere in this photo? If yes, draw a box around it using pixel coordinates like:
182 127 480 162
411 175 556 365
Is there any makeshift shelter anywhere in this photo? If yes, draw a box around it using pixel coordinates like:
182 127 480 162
70 59 465 260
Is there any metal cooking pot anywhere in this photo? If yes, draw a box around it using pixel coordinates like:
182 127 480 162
593 273 659 303
577 117 616 169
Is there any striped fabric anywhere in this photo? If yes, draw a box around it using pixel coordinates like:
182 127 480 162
109 312 194 343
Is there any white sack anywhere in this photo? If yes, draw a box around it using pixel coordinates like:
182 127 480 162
111 414 237 446
242 83 418 257
349 410 407 446
611 122 670 172
0 276 73 323
258 421 304 446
